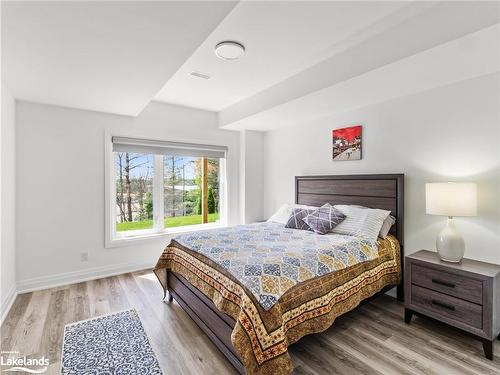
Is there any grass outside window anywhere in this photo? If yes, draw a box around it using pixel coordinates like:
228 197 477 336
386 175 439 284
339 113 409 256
116 213 219 232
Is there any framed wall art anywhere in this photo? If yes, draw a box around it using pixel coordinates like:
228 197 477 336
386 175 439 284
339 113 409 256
332 125 362 161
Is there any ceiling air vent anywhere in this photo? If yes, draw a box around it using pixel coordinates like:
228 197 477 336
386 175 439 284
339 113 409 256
190 71 211 80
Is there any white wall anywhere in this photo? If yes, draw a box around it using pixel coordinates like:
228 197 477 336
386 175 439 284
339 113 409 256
15 101 241 291
1 83 17 320
239 130 264 223
263 73 500 264
10 72 500 298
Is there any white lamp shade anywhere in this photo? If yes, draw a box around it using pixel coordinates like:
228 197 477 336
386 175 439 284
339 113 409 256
426 182 477 217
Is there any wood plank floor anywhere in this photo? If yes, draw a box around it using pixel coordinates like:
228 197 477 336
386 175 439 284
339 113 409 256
2 270 499 375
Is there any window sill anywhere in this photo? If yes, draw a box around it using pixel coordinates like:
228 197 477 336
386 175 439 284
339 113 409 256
106 222 225 249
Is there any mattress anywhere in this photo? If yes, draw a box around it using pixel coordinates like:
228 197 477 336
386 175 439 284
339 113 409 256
154 225 401 375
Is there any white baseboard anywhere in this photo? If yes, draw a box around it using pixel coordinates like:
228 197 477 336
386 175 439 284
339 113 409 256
16 261 154 294
1 284 18 324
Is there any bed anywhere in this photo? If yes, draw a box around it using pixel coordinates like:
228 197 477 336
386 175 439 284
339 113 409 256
154 174 404 374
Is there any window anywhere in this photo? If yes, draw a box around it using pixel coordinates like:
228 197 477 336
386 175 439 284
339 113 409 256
163 156 220 228
115 152 154 232
107 136 227 244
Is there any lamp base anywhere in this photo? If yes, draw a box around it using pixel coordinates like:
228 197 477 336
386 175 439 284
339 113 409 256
438 256 463 263
436 217 465 263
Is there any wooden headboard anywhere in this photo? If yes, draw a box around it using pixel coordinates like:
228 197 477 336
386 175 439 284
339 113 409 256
295 174 405 299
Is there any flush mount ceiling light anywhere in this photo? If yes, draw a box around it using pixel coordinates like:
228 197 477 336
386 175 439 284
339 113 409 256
215 41 245 60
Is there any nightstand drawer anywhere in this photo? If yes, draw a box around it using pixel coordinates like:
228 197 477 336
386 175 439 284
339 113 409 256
411 264 483 304
411 285 482 329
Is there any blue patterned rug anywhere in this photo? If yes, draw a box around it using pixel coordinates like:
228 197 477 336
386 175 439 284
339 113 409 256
61 309 163 374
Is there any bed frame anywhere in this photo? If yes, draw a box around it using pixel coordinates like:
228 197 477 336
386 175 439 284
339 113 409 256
166 174 405 374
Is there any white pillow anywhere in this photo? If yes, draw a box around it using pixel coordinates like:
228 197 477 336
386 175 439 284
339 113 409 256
267 204 292 224
267 204 319 224
332 205 391 242
379 215 396 239
349 205 396 239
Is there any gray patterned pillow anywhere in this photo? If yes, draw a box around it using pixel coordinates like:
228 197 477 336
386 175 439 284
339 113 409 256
303 203 346 235
285 208 315 231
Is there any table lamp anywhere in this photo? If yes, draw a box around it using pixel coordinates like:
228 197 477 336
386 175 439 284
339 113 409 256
425 182 477 262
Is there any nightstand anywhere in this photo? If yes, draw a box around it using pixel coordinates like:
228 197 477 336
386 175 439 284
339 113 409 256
405 250 500 360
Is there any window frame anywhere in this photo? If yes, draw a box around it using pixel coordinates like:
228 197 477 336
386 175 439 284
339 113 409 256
105 134 227 248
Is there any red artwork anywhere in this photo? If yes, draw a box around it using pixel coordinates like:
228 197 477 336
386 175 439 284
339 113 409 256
332 125 362 161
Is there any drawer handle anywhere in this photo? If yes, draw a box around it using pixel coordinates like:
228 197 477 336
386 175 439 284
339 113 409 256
431 278 455 288
431 299 455 311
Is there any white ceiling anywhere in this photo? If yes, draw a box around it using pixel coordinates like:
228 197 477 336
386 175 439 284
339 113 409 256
218 1 500 130
2 1 499 129
154 1 410 111
221 24 500 131
1 1 236 116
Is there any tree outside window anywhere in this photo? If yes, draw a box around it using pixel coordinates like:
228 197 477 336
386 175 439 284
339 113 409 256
115 153 220 232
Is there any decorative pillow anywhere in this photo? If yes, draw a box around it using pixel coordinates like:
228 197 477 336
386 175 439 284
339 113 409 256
332 205 391 242
303 203 346 235
268 204 318 224
285 208 316 230
379 214 396 239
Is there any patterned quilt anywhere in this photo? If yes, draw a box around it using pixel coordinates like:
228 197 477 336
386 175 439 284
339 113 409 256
173 222 379 310
154 224 401 375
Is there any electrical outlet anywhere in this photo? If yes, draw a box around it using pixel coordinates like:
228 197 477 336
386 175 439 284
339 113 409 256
80 252 89 262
